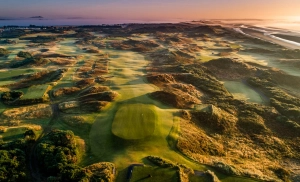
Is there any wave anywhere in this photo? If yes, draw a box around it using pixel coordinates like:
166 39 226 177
266 33 300 47
234 26 300 49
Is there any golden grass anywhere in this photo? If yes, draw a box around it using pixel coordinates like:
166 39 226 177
1 104 53 121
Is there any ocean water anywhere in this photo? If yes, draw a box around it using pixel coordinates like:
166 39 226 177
257 21 300 32
0 18 181 27
1 19 299 32
219 19 300 33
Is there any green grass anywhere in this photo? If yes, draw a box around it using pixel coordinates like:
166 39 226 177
0 127 27 141
223 81 265 104
167 116 180 149
197 55 214 62
230 43 241 49
22 118 51 128
19 84 51 100
0 102 7 114
130 166 179 182
189 175 210 182
0 80 15 86
112 104 157 140
217 173 261 182
0 69 36 79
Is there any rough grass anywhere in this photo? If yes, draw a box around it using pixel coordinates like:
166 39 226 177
1 104 53 122
52 86 81 97
112 104 157 140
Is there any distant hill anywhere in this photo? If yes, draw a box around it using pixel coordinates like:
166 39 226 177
30 16 44 19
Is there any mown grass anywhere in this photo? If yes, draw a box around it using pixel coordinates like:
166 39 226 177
0 127 27 141
0 69 35 79
22 118 51 128
88 48 208 172
230 43 241 49
167 116 180 149
198 55 214 62
189 175 210 182
19 84 51 100
222 81 265 104
112 104 157 140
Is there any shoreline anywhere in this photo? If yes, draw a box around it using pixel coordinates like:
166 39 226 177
239 27 300 49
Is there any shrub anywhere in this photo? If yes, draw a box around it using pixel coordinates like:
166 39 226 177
0 139 28 181
17 51 32 58
205 170 221 182
213 161 239 175
146 156 177 168
36 130 78 176
0 48 9 57
1 91 23 103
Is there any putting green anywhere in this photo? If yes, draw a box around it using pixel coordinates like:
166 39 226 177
112 104 157 140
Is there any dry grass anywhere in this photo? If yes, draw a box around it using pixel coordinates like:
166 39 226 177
1 104 53 122
191 105 238 133
79 86 110 96
177 119 225 158
76 59 108 78
58 101 80 111
84 162 115 182
177 114 291 181
53 87 81 97
49 58 76 65
151 90 200 109
80 101 109 112
61 115 86 126
75 79 95 88
203 58 257 80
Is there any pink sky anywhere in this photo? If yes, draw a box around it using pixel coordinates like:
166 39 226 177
1 0 300 21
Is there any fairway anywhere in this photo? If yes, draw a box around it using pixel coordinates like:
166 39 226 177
20 84 51 100
130 166 178 182
112 104 157 140
223 81 264 104
0 127 28 142
0 69 36 79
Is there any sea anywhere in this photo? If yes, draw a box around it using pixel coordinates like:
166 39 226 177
0 18 183 27
218 19 300 33
1 18 300 36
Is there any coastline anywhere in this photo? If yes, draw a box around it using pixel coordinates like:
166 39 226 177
239 27 300 49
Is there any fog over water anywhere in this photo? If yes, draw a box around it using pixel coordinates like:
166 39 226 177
0 18 182 26
0 18 298 31
220 19 300 32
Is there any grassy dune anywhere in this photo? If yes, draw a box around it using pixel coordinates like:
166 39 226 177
112 104 157 140
88 47 207 172
1 29 287 181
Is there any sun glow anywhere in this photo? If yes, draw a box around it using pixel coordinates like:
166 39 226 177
283 16 300 22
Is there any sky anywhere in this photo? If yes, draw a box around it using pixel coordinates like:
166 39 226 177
1 0 300 21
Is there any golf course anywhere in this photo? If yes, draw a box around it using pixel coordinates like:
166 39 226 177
112 104 157 140
1 22 299 181
88 48 195 169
